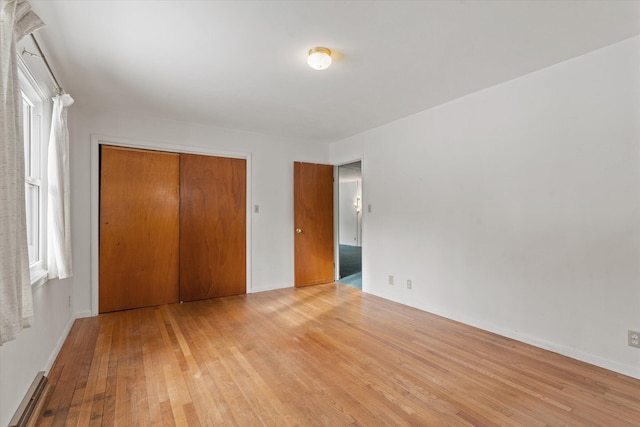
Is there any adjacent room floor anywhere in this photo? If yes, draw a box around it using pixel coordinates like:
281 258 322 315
338 244 362 289
37 283 640 426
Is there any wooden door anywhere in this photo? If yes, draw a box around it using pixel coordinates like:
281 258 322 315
180 154 246 301
99 146 180 313
294 162 334 287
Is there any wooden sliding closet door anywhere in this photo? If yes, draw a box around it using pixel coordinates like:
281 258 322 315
99 146 180 313
180 154 246 301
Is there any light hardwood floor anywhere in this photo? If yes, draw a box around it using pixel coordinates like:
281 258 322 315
37 283 640 426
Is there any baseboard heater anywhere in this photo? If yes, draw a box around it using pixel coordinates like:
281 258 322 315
9 372 49 427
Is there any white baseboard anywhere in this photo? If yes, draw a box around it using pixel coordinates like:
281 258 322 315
43 313 77 375
43 309 95 375
249 283 293 293
42 308 93 375
74 310 93 319
370 291 640 381
504 329 640 380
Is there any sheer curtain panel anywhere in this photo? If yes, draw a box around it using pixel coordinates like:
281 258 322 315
47 93 74 280
0 0 44 345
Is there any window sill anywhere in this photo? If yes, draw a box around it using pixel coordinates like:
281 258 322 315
30 267 49 290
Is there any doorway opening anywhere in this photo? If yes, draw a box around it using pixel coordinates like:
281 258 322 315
337 161 362 289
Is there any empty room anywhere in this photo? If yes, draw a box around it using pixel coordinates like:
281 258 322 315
1 0 639 425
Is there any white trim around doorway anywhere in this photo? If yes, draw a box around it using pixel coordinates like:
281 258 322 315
334 159 364 291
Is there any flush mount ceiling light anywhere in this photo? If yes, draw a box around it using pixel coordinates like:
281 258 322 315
307 47 332 70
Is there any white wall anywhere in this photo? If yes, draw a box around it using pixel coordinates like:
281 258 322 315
72 109 329 314
339 179 361 246
0 278 74 425
331 36 640 379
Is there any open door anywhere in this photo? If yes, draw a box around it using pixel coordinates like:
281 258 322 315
294 162 334 287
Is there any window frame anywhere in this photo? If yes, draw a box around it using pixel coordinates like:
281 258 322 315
18 57 50 288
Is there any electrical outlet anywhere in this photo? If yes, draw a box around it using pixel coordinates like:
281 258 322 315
388 275 394 285
629 330 640 348
407 280 412 289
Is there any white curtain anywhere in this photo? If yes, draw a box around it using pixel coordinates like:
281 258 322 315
0 0 44 345
47 93 74 279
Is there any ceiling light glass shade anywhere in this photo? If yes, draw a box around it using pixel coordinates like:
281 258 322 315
307 47 332 70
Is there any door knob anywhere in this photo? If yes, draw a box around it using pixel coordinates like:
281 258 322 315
295 228 302 234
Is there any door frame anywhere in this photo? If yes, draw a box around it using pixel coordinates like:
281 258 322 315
90 134 252 316
333 159 364 286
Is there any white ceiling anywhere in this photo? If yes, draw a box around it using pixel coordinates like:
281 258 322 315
25 0 640 143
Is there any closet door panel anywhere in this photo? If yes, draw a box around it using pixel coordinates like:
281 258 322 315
180 154 246 301
99 146 180 313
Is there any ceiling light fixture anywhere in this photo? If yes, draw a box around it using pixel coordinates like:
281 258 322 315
307 47 332 70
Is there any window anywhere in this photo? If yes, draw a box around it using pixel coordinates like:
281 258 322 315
19 66 48 285
23 93 40 263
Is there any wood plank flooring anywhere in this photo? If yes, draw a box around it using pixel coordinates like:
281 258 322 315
37 283 640 426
